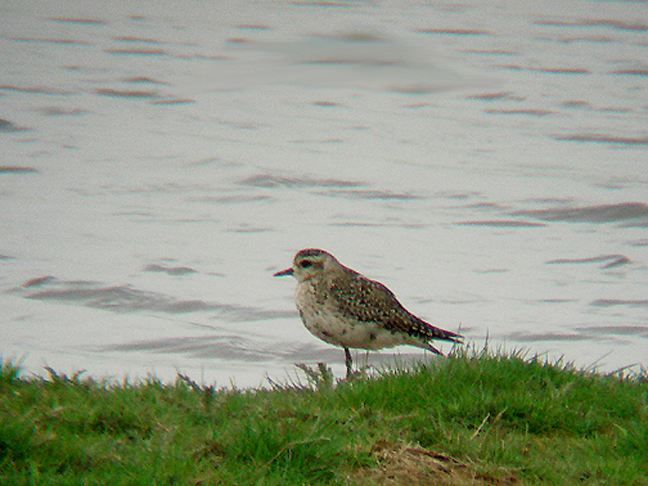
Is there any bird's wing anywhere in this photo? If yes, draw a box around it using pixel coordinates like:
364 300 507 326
328 273 462 344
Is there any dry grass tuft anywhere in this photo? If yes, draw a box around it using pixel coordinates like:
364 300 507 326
352 440 517 486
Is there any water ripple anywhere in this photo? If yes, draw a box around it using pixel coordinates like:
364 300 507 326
0 119 27 132
555 134 648 145
576 325 648 337
590 299 648 309
416 28 492 36
0 166 38 175
98 335 274 361
455 220 545 227
547 255 631 269
239 174 362 189
48 17 107 25
322 189 421 200
507 331 588 342
512 202 648 224
143 264 197 276
533 18 648 32
94 88 162 99
21 278 291 321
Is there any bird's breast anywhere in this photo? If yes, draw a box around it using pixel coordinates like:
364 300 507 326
294 281 425 351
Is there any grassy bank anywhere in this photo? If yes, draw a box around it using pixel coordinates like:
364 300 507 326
1 350 647 485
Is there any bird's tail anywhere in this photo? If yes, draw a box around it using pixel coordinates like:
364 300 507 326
413 315 464 348
426 331 463 356
431 326 463 344
426 343 442 355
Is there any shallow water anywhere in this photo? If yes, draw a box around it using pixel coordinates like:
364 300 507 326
1 0 647 387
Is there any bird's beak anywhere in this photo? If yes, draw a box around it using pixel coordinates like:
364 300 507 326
273 268 294 277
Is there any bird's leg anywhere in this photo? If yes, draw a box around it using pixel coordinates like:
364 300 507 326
344 347 353 378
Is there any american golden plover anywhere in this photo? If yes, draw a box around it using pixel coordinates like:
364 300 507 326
274 248 463 376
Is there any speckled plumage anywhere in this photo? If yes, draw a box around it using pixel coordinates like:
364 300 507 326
274 248 463 376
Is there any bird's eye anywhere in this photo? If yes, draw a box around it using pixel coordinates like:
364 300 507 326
301 260 313 268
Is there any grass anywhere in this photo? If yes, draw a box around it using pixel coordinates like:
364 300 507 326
0 349 647 485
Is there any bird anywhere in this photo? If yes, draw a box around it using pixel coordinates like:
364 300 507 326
273 248 463 377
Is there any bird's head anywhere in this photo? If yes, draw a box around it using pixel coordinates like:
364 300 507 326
273 248 341 283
